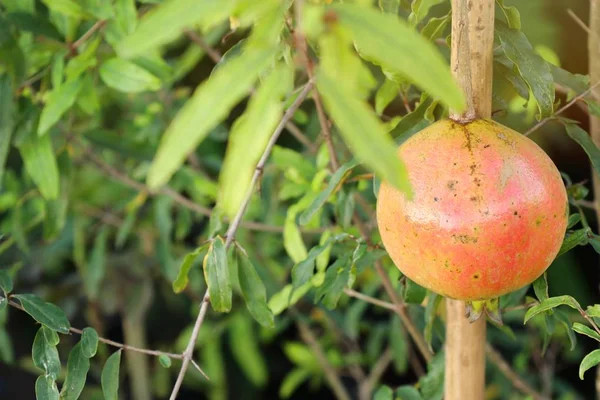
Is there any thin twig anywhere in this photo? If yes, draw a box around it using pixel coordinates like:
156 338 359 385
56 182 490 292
568 9 598 40
5 298 206 368
297 317 352 400
359 347 393 399
184 29 222 63
524 81 600 136
168 80 315 400
169 293 211 400
81 144 324 234
71 20 107 51
344 288 396 311
485 343 547 400
184 30 315 153
294 0 339 170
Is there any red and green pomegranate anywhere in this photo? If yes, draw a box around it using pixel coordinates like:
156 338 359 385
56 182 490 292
376 119 568 319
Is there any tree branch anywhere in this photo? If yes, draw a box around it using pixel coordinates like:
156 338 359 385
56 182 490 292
81 144 325 235
168 80 315 400
524 81 600 137
342 290 547 400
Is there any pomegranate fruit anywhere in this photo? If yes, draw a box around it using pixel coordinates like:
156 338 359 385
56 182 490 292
376 119 568 307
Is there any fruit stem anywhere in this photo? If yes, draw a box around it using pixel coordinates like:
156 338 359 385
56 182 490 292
445 0 494 399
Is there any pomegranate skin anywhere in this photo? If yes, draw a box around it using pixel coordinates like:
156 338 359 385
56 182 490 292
376 119 568 301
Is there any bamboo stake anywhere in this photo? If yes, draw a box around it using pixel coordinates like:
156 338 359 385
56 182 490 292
445 1 494 398
589 1 600 398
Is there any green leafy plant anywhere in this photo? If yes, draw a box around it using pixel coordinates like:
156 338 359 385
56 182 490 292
2 0 600 399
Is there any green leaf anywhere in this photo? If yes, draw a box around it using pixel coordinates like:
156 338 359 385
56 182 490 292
557 227 591 258
237 251 274 328
390 97 434 141
99 58 162 93
41 0 87 18
375 78 399 115
421 13 450 42
314 257 351 309
299 161 359 226
495 21 554 119
279 368 311 399
587 305 600 318
565 124 600 177
496 0 521 29
0 269 13 295
580 349 600 380
80 327 98 358
38 78 83 136
85 226 107 301
291 241 332 294
396 385 423 400
158 354 172 368
532 273 549 302
409 0 444 25
317 73 411 195
116 0 235 58
551 64 589 96
101 351 121 400
36 375 59 400
568 213 581 229
573 322 600 342
218 63 292 218
390 317 408 373
81 0 114 19
374 385 394 400
203 237 231 313
32 327 61 379
331 3 465 111
424 292 441 349
268 283 312 316
229 313 268 386
524 295 581 324
7 11 63 40
554 310 576 351
419 351 445 400
17 128 59 200
147 46 274 189
0 74 14 190
172 243 208 293
13 294 70 334
60 343 90 400
403 278 427 304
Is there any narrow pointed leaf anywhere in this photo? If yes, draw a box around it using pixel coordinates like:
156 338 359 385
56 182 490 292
0 74 14 189
237 250 274 328
101 350 121 400
573 322 600 342
13 294 70 333
331 3 464 111
116 0 235 58
299 160 359 225
0 269 13 295
147 47 274 189
524 295 581 324
32 327 61 379
496 21 554 118
17 130 59 199
580 349 600 380
203 237 231 312
80 327 98 358
565 124 600 177
317 73 411 195
172 243 209 293
218 63 292 218
38 78 83 136
60 343 90 400
99 58 161 93
35 375 59 400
